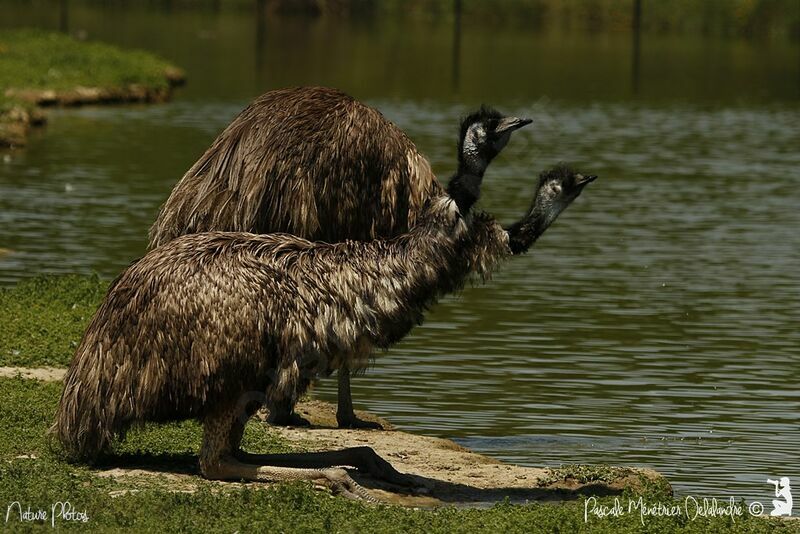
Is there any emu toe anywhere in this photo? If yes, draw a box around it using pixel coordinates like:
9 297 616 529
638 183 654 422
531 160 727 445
337 414 383 430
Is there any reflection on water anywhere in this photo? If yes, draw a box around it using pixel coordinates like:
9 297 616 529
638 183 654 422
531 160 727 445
1 3 799 501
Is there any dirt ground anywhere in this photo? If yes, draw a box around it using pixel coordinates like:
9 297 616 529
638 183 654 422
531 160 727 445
264 400 667 506
0 365 67 381
2 366 669 506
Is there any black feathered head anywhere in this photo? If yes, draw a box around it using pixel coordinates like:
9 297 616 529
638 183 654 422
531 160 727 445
536 165 597 198
532 164 597 227
457 105 532 175
506 164 598 254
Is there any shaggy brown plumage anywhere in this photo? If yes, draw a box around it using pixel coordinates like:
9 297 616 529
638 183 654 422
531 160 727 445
53 166 596 493
147 86 533 428
149 86 440 247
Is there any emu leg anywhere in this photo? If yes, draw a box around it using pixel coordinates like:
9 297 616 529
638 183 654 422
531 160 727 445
236 446 416 488
206 457 376 501
337 367 382 429
267 376 311 427
201 404 378 501
267 397 311 427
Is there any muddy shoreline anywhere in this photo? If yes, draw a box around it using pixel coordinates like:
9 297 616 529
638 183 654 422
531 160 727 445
263 400 670 506
5 65 185 108
0 68 184 148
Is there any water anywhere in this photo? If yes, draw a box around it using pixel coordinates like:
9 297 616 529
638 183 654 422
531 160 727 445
1 3 799 502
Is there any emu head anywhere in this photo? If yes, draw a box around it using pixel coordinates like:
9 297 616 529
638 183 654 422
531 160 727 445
532 165 597 229
457 106 532 176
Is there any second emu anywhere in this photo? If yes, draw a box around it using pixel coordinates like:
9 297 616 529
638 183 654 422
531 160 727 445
54 165 596 499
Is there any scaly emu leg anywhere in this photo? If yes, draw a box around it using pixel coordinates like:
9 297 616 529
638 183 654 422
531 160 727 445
200 402 399 500
236 447 416 488
336 367 382 429
233 400 412 488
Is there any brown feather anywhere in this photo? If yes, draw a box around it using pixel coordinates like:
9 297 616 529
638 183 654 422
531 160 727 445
148 87 441 248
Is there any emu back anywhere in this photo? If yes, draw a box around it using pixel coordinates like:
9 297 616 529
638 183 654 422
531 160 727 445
149 86 441 248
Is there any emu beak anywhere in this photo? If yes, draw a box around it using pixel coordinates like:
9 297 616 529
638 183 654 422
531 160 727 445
496 117 533 134
576 174 598 186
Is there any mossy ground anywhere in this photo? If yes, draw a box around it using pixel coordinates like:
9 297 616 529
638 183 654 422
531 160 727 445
0 29 177 94
0 277 792 532
0 29 183 147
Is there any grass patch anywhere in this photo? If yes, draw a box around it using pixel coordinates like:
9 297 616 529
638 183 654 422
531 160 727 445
0 29 179 95
539 464 635 486
0 275 107 367
0 29 183 146
0 276 793 531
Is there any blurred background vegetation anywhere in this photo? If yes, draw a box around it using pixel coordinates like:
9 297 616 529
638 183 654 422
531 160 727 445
9 0 793 41
265 0 800 41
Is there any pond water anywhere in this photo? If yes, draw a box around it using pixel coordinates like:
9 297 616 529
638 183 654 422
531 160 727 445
1 3 799 502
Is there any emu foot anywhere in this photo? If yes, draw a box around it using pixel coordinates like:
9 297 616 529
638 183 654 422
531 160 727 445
235 446 418 491
337 412 383 430
268 409 311 427
349 446 417 489
336 369 382 429
202 455 377 501
312 468 380 501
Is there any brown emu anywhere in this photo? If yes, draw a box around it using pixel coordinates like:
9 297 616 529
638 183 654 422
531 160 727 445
54 165 596 498
149 86 532 429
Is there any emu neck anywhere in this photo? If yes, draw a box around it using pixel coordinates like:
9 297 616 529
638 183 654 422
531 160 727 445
447 167 483 215
505 201 558 255
352 194 471 346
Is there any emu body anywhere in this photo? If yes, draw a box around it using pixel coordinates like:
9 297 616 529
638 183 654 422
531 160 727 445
149 86 531 428
59 198 465 460
55 166 595 497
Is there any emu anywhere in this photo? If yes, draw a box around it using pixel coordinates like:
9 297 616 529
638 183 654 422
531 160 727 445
54 165 596 499
149 86 532 429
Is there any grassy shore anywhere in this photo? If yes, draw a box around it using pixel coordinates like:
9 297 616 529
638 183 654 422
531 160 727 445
0 29 184 147
0 276 107 368
0 275 794 531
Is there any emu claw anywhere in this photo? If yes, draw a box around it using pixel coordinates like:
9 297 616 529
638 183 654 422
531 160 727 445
320 468 379 503
336 416 383 430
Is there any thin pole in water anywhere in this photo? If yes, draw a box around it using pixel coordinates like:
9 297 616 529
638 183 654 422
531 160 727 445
631 0 642 95
256 0 268 87
452 0 462 93
59 0 69 34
